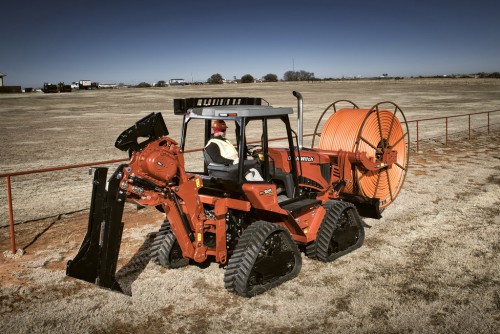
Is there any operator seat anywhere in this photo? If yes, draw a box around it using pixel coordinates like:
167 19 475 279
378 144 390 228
203 150 257 181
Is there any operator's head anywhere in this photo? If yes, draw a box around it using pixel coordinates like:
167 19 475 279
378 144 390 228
212 120 228 137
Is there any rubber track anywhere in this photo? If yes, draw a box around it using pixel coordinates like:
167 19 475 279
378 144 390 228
224 221 302 297
306 200 365 262
305 200 337 259
150 219 188 269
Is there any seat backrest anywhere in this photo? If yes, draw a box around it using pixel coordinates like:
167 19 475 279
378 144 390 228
203 149 215 165
270 167 295 198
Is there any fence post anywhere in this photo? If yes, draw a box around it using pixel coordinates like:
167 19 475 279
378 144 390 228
488 112 490 134
416 120 419 152
445 117 448 146
6 176 17 254
468 114 471 140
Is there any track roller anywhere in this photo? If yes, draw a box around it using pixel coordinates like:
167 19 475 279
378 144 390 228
224 221 302 297
306 200 365 262
151 219 189 269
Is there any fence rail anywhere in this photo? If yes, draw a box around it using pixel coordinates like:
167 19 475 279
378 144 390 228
2 109 499 254
405 110 498 151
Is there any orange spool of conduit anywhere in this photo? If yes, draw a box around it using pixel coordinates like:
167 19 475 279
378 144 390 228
318 102 410 209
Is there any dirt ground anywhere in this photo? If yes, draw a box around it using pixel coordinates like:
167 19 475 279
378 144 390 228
1 79 500 333
0 79 499 225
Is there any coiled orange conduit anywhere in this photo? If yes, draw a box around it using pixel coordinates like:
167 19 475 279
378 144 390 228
318 102 409 209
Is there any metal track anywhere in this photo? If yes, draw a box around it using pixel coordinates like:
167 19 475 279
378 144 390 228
150 219 189 269
224 221 302 297
306 200 365 262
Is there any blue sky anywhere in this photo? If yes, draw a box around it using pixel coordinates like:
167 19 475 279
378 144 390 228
1 0 499 87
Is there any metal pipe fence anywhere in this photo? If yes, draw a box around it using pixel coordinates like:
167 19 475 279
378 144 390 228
1 110 499 254
406 110 498 152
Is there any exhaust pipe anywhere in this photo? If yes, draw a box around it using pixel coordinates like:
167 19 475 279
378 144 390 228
293 91 303 150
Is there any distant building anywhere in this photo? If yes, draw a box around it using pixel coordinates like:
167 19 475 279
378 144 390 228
0 86 22 93
0 72 21 93
169 78 185 85
98 83 117 89
79 80 98 90
79 80 92 89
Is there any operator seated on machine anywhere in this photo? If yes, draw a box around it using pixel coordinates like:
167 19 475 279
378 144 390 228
204 120 264 181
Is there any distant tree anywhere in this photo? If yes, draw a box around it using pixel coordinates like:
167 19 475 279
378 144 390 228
136 82 152 88
241 74 254 83
283 70 315 81
156 80 166 87
299 70 315 81
263 73 278 82
283 71 298 81
208 73 224 84
479 72 500 78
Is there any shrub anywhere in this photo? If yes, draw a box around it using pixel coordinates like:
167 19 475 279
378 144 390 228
207 73 223 84
241 74 255 83
263 73 278 82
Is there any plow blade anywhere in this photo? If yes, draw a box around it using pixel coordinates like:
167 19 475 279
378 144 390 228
340 193 382 219
66 167 126 292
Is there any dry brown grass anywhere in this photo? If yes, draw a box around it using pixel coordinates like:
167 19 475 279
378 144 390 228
1 80 500 333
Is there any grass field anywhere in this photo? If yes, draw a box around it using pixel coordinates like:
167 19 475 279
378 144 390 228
1 79 499 333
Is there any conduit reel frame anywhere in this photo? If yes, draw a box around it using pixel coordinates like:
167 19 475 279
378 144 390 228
311 100 359 149
354 101 410 208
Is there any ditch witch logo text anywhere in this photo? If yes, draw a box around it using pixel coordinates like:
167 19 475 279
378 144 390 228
288 155 314 162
